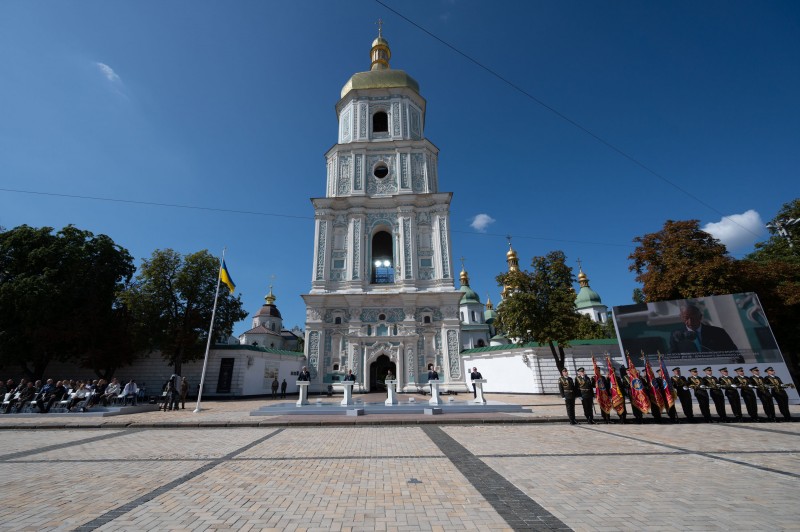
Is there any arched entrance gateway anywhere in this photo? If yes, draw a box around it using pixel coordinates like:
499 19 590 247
369 354 396 392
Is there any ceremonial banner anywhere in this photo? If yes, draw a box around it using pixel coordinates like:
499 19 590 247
626 354 651 414
606 355 625 415
592 356 612 415
658 356 675 410
644 357 665 413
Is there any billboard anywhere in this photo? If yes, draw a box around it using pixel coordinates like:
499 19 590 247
612 292 798 403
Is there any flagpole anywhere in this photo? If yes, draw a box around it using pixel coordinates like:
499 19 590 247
194 248 225 414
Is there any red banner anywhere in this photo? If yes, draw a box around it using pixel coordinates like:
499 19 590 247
658 356 675 410
626 354 651 414
592 355 612 415
606 355 625 415
645 358 665 413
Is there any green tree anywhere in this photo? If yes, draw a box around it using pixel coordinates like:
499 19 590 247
632 288 645 304
123 249 248 374
747 198 800 263
0 225 135 380
629 220 738 301
495 250 580 371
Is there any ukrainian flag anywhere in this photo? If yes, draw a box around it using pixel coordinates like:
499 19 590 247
220 260 236 294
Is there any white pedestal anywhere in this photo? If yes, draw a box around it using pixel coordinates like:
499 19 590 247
429 380 442 405
385 380 398 405
296 382 309 406
341 381 355 406
472 379 487 404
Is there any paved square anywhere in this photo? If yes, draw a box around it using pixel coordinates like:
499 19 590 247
2 421 799 531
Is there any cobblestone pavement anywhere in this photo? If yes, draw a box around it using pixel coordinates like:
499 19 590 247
1 395 799 531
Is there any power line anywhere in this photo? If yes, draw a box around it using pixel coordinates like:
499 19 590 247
373 0 762 239
0 187 634 248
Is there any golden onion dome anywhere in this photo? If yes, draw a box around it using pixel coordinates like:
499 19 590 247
340 28 420 98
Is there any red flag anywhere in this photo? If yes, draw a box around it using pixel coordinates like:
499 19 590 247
644 358 665 413
592 355 612 415
606 355 625 415
659 355 675 410
626 354 651 414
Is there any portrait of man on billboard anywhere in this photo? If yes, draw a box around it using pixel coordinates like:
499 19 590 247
670 303 738 354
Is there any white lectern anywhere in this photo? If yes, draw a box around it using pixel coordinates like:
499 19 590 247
296 381 309 406
341 381 355 406
385 379 398 405
428 379 442 405
472 379 487 404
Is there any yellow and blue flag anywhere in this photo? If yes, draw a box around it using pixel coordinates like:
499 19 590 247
220 260 236 294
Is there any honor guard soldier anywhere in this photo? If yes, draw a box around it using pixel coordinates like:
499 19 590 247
703 367 728 422
687 368 712 422
750 367 777 422
621 367 643 423
733 367 759 421
575 367 596 424
765 367 794 421
656 369 677 422
671 367 694 420
558 368 578 425
641 370 662 423
718 368 743 422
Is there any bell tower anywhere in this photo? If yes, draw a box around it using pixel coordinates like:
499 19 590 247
301 29 465 393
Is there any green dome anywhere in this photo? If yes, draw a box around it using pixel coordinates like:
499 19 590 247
484 308 498 324
459 285 480 305
575 286 603 309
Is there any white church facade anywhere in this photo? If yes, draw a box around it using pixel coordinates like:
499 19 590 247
300 31 468 394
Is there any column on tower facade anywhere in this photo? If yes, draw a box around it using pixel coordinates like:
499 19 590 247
311 212 333 291
347 211 365 285
397 207 415 284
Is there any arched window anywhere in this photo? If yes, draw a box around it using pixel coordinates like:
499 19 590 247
373 111 388 133
423 316 431 324
477 339 486 347
372 231 394 284
334 317 342 325
333 364 339 371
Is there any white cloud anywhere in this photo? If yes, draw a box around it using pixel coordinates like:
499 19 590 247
702 209 764 250
96 62 122 84
470 213 496 233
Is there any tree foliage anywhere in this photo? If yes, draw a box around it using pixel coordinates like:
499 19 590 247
628 220 738 301
122 249 248 374
747 198 800 264
495 250 580 370
0 225 135 380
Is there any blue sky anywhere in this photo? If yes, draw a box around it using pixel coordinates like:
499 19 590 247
1 1 798 336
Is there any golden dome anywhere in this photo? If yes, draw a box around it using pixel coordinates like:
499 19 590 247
459 267 469 285
340 27 420 98
264 285 276 305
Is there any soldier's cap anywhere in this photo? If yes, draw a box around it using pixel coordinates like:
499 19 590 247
561 368 568 373
703 366 712 372
672 367 681 372
656 369 662 374
719 367 728 372
689 368 698 372
734 367 744 372
577 367 585 372
765 366 774 371
619 366 627 370
750 367 760 372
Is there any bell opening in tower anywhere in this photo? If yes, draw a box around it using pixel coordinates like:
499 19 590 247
372 111 388 133
371 231 394 284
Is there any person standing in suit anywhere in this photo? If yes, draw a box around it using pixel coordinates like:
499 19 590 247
718 368 742 422
469 367 483 398
733 367 759 421
427 365 439 394
750 367 776 422
671 368 694 420
558 368 578 425
687 368 711 422
298 366 311 381
670 304 738 353
765 367 794 421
